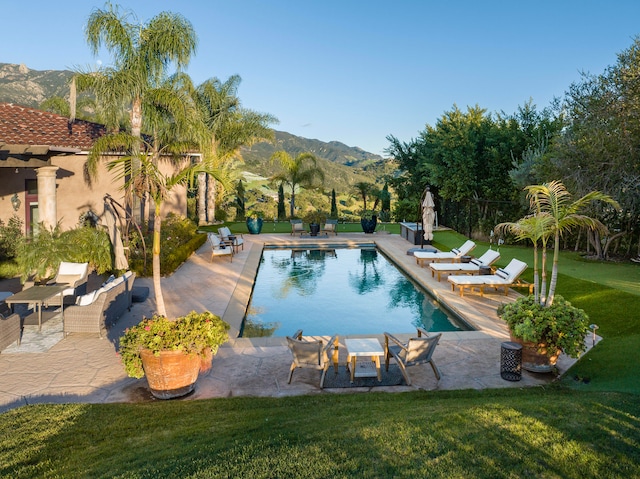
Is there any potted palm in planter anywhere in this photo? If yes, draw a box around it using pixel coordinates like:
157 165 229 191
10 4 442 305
304 210 327 236
498 295 590 372
495 181 619 373
119 311 229 399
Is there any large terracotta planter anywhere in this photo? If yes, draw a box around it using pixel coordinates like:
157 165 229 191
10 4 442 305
140 349 201 399
510 335 560 373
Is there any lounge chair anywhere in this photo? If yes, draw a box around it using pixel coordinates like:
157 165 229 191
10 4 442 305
286 329 339 388
429 249 501 281
218 226 244 253
414 240 476 267
48 261 89 305
290 219 304 236
447 258 529 297
384 328 442 385
207 233 233 262
321 218 338 236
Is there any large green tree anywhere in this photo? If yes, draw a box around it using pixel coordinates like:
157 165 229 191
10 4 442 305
549 37 640 256
270 151 324 218
75 3 197 223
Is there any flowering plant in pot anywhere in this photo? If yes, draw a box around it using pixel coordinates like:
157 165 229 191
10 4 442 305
119 311 229 398
498 295 590 372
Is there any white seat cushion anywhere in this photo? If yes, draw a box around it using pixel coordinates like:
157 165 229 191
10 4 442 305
76 291 96 306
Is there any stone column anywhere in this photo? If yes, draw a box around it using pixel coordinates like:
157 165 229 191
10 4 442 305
36 166 59 231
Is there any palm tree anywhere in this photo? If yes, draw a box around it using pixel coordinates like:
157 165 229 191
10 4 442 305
190 75 277 224
104 138 224 317
270 151 325 218
526 181 619 306
495 212 554 303
75 3 197 223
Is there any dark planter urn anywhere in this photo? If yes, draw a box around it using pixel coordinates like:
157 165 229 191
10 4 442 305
360 216 377 234
140 349 201 399
246 217 263 234
309 223 320 236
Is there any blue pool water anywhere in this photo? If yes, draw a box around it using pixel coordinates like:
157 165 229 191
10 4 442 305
242 247 468 337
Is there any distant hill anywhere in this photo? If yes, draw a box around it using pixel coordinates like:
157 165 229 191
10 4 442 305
0 62 388 193
0 63 73 106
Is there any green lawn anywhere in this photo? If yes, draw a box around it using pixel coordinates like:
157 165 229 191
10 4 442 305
1 225 639 477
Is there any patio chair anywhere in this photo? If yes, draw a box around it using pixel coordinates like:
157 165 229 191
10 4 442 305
321 218 338 236
207 233 233 262
384 328 442 385
447 258 529 297
48 261 89 305
429 249 500 281
414 240 476 267
286 329 339 388
290 219 304 236
0 312 21 351
218 226 244 253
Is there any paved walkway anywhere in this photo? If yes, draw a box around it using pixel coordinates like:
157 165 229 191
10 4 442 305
0 232 592 412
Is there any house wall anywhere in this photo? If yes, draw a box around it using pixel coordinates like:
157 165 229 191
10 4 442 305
0 154 187 233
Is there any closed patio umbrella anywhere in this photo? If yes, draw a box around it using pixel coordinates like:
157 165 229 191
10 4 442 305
422 187 435 242
102 201 129 271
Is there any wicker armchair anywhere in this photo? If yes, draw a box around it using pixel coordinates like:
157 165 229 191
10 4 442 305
384 328 442 385
286 330 339 388
0 312 21 351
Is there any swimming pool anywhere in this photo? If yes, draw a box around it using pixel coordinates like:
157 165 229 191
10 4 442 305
241 246 470 337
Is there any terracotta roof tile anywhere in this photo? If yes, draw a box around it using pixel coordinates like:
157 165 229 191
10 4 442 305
0 102 106 150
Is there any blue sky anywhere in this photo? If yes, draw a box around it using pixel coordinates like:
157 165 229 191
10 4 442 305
4 1 640 155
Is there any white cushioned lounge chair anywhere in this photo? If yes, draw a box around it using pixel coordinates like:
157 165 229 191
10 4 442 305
447 258 528 297
429 249 500 281
207 233 233 262
218 226 244 253
414 240 476 267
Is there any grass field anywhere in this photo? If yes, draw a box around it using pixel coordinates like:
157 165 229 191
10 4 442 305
1 224 639 477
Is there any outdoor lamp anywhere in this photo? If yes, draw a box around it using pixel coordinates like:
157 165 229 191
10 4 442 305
10 193 21 211
589 324 599 347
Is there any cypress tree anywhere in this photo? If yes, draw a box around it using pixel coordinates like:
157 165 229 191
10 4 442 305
330 188 338 218
277 183 287 220
235 179 246 220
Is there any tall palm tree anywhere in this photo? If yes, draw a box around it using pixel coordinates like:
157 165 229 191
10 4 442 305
526 181 619 306
75 3 197 223
270 151 325 218
190 75 277 224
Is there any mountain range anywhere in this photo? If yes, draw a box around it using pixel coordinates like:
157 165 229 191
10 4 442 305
0 63 387 192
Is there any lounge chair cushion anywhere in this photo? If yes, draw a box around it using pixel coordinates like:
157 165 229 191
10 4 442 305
293 223 304 231
76 291 97 306
495 268 509 279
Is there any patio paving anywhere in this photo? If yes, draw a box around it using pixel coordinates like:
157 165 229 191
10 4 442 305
0 232 595 413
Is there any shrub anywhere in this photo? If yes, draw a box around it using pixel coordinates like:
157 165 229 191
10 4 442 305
0 215 23 261
128 214 205 277
16 223 112 282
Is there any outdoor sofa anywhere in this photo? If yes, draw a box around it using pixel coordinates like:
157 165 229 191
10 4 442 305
63 271 136 338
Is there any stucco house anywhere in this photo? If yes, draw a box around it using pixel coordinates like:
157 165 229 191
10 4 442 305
0 102 186 234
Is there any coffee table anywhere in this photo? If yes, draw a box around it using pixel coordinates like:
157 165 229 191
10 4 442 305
344 338 385 383
4 284 69 331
